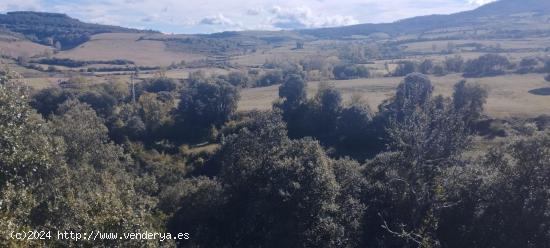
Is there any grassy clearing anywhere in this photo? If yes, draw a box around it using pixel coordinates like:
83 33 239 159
239 73 550 118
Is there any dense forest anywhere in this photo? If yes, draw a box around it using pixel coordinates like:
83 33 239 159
2 63 550 247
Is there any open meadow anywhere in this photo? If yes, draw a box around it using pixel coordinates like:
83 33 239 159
239 73 550 118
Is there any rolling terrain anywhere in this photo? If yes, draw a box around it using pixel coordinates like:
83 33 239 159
300 0 550 39
0 0 549 118
55 33 206 67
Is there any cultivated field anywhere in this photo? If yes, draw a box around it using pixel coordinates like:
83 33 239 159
56 33 206 66
0 34 52 58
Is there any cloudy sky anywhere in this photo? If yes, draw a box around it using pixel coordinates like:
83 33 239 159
0 0 496 34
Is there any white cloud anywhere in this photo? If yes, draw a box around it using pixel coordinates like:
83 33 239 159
468 0 497 6
0 0 42 12
0 0 489 33
200 14 235 26
270 6 358 29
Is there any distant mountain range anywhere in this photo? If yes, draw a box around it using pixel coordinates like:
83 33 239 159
0 0 548 50
300 0 550 38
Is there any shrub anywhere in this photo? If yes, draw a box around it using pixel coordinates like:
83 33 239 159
463 54 510 78
393 61 417 76
333 64 370 80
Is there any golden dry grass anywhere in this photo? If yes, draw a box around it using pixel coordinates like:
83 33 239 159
232 41 338 67
56 33 206 67
401 37 550 53
3 30 548 119
0 35 53 58
239 73 550 118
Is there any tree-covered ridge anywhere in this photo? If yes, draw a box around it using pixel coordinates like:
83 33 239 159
0 11 154 50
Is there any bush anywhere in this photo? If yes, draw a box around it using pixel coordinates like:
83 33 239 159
463 54 510 78
393 61 417 76
220 71 250 87
257 70 283 87
143 77 178 93
445 55 464 73
333 64 370 80
175 79 240 141
34 58 134 68
419 59 434 74
517 57 539 74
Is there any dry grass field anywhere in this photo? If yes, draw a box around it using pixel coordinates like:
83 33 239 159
137 68 233 79
239 73 550 118
232 40 339 67
0 34 52 58
56 33 206 67
401 37 550 53
2 24 548 120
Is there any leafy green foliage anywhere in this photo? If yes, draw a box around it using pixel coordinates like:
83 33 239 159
6 61 550 248
220 71 251 87
170 111 364 248
517 57 539 74
470 133 550 247
445 55 464 73
381 73 434 121
0 71 59 187
419 59 434 74
463 54 510 78
333 64 370 80
362 79 471 247
33 58 134 68
336 102 374 152
176 79 240 142
452 80 488 127
393 61 417 77
438 132 550 248
258 70 284 87
46 100 159 247
279 73 308 107
0 73 62 245
140 77 179 93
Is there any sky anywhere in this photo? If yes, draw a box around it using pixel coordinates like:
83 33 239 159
0 0 497 34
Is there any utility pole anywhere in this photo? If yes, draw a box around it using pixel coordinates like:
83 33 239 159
131 67 138 104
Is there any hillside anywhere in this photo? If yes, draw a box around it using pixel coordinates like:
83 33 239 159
0 11 154 50
3 0 550 76
300 0 550 39
0 31 52 58
2 0 549 53
55 33 206 67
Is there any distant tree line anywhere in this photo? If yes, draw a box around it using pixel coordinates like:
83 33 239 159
33 58 135 68
218 59 371 89
84 66 161 73
391 54 549 78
